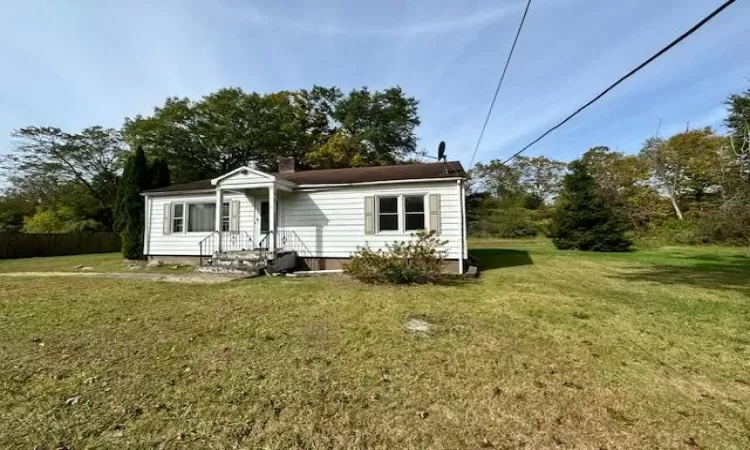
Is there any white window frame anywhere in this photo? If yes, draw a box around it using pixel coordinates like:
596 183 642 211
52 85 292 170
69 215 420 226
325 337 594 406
403 194 427 232
375 194 427 234
171 201 230 234
221 202 230 232
185 202 218 233
376 196 399 233
171 203 185 233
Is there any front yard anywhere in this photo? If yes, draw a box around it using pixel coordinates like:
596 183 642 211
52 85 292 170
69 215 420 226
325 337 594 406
1 241 748 449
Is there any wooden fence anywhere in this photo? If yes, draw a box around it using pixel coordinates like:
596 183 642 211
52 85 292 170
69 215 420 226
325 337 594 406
0 232 121 259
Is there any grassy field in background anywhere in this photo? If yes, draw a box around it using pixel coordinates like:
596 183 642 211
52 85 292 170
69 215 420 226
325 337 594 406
1 240 749 449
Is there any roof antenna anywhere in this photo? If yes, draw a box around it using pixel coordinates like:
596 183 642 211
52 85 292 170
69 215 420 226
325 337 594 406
422 141 449 175
437 141 449 176
423 141 447 162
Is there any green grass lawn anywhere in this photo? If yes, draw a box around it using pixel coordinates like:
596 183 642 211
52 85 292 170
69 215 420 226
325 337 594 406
0 253 194 274
1 241 749 449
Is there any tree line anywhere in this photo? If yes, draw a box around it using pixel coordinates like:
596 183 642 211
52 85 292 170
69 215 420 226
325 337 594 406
0 85 421 239
1 82 748 254
469 85 750 248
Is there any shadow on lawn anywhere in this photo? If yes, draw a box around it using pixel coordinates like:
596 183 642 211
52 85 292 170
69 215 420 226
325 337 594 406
612 254 750 294
469 248 533 271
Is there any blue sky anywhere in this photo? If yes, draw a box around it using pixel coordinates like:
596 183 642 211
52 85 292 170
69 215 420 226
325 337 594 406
1 0 748 170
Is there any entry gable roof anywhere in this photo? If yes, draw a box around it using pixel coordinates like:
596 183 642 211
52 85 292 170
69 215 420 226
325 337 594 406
210 166 275 185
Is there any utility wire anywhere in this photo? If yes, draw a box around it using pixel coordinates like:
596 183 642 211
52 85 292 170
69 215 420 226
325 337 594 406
468 0 533 168
500 0 738 165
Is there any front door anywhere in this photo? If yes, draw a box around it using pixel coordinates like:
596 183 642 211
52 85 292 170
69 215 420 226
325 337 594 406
256 200 269 248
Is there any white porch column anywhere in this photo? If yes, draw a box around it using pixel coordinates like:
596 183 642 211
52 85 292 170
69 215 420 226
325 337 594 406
215 188 224 252
268 184 276 252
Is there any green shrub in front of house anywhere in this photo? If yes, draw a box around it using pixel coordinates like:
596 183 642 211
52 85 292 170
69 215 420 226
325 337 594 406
345 230 448 284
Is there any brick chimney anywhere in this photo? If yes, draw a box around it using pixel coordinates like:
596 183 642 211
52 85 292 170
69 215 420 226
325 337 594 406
278 156 295 173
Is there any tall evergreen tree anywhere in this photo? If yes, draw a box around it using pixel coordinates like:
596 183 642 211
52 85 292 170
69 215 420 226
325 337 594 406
115 146 151 259
550 160 632 252
150 158 171 189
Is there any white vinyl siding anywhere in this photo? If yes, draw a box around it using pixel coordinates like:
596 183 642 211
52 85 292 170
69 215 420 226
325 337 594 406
145 180 463 260
280 181 461 260
147 193 254 256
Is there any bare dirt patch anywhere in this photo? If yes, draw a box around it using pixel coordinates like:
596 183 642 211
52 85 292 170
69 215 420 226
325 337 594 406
0 271 247 283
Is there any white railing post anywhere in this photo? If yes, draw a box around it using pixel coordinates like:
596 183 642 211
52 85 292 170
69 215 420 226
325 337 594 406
268 184 276 253
215 188 223 252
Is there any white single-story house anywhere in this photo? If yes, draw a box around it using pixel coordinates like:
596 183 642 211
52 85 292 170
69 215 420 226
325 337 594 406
142 159 469 273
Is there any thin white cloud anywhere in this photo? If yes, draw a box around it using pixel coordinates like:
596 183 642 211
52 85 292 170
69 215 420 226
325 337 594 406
214 1 520 37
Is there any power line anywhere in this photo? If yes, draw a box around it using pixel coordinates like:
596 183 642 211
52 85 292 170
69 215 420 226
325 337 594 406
500 0 738 166
468 0 533 168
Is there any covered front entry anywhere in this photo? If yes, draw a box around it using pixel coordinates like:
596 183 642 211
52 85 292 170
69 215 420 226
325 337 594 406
211 166 296 254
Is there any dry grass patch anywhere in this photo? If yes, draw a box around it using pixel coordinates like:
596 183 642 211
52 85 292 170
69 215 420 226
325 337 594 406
1 241 749 449
0 253 194 274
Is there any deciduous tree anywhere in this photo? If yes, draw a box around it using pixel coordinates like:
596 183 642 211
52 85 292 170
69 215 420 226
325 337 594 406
514 155 567 202
1 126 125 210
123 86 421 183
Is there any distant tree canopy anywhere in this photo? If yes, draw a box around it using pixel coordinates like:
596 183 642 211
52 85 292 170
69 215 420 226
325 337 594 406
467 85 750 247
123 86 421 183
2 82 750 248
0 84 418 233
1 126 127 232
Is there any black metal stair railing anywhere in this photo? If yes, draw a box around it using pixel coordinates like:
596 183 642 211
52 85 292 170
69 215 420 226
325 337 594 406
198 231 217 266
277 229 312 257
199 231 253 266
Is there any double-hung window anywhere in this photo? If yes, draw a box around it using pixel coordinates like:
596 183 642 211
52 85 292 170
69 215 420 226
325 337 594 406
377 197 399 231
375 195 426 232
171 202 232 233
172 204 185 233
221 202 230 232
403 195 425 231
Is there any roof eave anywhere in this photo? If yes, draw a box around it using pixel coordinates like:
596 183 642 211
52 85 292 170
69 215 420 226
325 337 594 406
141 188 216 197
294 176 465 189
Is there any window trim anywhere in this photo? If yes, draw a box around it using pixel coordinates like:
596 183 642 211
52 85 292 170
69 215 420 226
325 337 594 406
376 196 400 233
186 202 217 233
374 194 427 234
171 201 231 234
221 202 230 232
403 194 426 232
171 203 185 233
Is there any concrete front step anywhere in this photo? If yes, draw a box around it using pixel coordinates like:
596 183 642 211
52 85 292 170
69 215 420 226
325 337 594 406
210 258 267 268
197 266 260 276
200 250 268 274
213 250 266 262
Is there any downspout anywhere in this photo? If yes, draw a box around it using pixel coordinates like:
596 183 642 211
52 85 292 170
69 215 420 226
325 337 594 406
143 195 152 257
457 179 466 275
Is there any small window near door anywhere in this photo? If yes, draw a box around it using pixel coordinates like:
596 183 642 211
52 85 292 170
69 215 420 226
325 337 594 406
404 195 425 231
172 204 184 233
378 196 398 231
260 201 269 233
221 202 230 232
